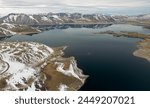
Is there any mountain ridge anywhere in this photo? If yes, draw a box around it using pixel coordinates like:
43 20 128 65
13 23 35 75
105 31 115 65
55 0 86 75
0 13 117 25
0 13 149 36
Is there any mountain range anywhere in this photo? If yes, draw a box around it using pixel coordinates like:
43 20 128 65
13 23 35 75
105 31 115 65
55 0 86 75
0 13 116 25
0 13 150 36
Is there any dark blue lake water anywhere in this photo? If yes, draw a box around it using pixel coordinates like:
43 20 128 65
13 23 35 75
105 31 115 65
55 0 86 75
3 24 150 91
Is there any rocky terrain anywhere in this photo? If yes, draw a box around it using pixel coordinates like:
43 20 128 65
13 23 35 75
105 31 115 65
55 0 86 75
0 42 87 91
0 23 41 36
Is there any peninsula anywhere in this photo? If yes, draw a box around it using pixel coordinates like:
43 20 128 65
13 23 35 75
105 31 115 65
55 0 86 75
94 30 150 63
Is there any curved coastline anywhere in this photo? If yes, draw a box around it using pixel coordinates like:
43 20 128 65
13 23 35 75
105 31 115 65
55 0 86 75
94 30 150 63
133 39 150 62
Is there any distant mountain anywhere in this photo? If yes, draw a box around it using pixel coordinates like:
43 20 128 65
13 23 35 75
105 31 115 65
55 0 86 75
129 14 150 20
0 13 150 26
113 14 150 25
0 13 116 25
0 13 150 36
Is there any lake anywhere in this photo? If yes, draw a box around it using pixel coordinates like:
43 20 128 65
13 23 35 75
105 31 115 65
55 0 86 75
3 24 150 91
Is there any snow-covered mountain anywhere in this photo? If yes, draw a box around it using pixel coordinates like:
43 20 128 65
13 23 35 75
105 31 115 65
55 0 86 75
139 14 150 19
129 14 150 20
0 13 150 36
0 23 41 36
0 13 116 25
114 14 150 24
0 13 39 25
0 13 150 26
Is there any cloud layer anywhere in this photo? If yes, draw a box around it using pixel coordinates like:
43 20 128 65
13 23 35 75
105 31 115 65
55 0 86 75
0 0 150 15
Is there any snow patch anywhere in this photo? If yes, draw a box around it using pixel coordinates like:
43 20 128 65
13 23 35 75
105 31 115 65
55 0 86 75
0 42 54 90
52 15 63 21
41 16 52 22
26 82 37 91
0 27 16 36
1 23 15 29
58 84 69 91
29 16 39 23
55 62 82 81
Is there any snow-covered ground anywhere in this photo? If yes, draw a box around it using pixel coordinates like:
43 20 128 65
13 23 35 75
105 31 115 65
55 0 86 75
1 23 16 29
0 26 16 36
55 61 84 82
58 84 69 91
0 42 53 90
0 42 87 91
0 23 41 36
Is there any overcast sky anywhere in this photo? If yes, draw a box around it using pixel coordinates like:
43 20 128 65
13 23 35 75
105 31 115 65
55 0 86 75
0 0 150 16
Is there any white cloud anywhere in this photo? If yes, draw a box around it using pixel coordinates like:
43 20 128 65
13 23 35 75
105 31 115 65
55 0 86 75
0 0 150 7
0 0 150 15
60 0 150 7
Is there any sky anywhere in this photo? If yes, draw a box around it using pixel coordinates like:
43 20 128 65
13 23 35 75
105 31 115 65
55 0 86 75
0 0 150 16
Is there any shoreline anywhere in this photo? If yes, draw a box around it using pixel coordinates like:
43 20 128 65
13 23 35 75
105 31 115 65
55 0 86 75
41 46 88 91
94 30 150 39
133 39 150 62
94 30 150 63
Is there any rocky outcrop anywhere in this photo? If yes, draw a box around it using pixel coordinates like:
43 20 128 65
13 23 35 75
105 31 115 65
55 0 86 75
133 39 150 62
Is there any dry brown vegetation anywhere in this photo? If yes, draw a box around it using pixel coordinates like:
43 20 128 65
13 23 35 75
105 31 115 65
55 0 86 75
0 76 9 89
134 39 150 62
42 62 83 91
41 46 86 91
95 30 150 39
